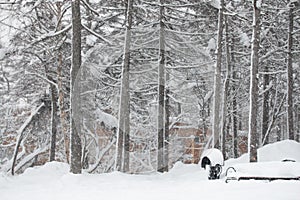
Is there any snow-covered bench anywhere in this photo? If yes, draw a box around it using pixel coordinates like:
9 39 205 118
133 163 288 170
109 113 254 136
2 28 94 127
225 160 300 183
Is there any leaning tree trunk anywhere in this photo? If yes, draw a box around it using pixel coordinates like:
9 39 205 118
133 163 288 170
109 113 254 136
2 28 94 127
212 0 224 149
115 0 133 173
287 0 294 140
70 0 82 174
11 103 45 175
248 0 261 163
157 0 166 173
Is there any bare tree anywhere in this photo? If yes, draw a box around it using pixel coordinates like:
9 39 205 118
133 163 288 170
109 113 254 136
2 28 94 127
261 65 270 145
164 72 170 172
115 0 133 173
248 0 261 162
55 1 70 164
157 0 166 173
70 0 82 174
212 0 224 148
221 14 230 159
287 0 295 140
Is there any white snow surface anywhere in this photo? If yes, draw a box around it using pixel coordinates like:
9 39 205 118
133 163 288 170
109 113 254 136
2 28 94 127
1 140 300 200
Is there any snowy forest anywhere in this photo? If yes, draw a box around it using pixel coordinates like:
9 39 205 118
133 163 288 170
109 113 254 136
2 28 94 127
0 0 299 175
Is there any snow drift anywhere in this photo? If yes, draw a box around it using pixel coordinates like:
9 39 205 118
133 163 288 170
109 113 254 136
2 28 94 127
0 140 299 200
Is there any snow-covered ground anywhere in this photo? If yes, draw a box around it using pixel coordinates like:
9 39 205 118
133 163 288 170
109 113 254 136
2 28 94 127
1 140 300 200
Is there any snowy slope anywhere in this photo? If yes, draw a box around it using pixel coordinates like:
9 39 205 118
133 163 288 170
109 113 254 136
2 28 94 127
1 140 300 200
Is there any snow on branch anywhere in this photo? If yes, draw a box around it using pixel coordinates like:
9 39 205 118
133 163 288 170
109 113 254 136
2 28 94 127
87 138 116 173
258 70 286 75
166 28 215 36
25 71 58 89
13 145 49 174
81 0 100 16
11 103 45 175
29 24 72 47
82 24 113 45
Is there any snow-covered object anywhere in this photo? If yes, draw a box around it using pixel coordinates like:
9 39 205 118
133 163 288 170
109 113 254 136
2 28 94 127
225 161 300 179
0 48 7 60
200 148 224 167
207 38 216 50
226 140 300 165
240 32 250 47
96 108 118 128
208 0 220 9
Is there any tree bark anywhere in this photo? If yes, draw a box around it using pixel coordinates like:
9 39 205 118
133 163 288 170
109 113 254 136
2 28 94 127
55 2 69 162
248 0 261 163
57 52 69 163
164 73 170 172
115 0 132 173
220 15 230 159
232 88 238 158
230 35 238 158
70 0 82 174
56 2 70 163
157 0 165 173
287 0 294 140
49 83 58 161
261 65 270 146
212 0 224 149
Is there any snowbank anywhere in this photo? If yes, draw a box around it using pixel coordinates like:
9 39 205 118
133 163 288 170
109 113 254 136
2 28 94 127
226 140 300 165
227 161 300 178
0 140 300 200
224 140 300 179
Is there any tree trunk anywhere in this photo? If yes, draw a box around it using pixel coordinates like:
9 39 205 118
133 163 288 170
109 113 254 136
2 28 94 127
232 88 238 158
11 103 45 175
261 65 270 146
295 105 300 142
57 52 69 163
220 15 230 159
164 73 170 172
70 0 82 174
248 0 261 163
157 0 166 173
55 2 69 162
115 0 133 173
212 0 224 149
49 84 58 161
231 36 238 158
287 0 294 140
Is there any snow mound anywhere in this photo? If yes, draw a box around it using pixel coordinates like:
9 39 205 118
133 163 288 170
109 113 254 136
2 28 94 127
225 162 300 179
226 140 300 165
163 162 208 181
21 161 69 178
259 140 300 162
224 140 300 178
